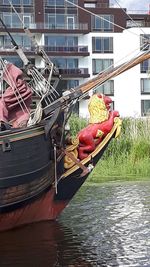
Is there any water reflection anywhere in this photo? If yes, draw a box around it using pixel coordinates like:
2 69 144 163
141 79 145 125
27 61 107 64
0 221 93 267
60 181 150 266
0 181 150 266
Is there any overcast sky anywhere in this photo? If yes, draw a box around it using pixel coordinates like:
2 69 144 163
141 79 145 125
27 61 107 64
112 0 150 11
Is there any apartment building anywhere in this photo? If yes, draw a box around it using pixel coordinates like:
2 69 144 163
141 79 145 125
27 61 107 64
0 0 150 117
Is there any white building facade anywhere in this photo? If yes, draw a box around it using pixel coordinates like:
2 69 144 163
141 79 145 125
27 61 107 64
79 27 150 119
1 0 150 119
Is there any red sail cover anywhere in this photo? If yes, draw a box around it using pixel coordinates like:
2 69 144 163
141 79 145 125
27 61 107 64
0 63 32 128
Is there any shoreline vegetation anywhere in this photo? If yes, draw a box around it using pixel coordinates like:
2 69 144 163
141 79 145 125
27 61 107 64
69 115 150 183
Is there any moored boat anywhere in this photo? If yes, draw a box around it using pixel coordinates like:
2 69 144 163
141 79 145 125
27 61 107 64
0 15 150 231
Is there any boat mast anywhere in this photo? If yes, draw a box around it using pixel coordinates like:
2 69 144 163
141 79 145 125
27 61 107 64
23 27 60 79
1 0 61 84
0 17 30 67
0 16 61 91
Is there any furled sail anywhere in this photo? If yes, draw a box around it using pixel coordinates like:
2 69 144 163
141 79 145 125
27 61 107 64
0 63 32 128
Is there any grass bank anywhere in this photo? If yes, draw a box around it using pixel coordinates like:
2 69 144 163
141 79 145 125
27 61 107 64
69 115 150 182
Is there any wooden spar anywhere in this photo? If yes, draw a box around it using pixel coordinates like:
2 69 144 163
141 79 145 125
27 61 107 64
78 50 150 94
44 50 150 115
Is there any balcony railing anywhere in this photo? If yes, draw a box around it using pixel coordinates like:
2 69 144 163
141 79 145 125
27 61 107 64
44 23 88 30
44 45 88 53
127 10 150 14
127 20 146 28
0 45 34 51
0 22 88 30
0 45 89 54
59 68 89 75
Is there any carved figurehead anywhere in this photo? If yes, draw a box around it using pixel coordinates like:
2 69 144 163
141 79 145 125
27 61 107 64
64 93 121 169
77 94 120 160
88 93 111 124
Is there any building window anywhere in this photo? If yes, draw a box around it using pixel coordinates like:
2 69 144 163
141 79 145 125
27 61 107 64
46 0 77 7
66 0 78 7
92 15 114 32
92 37 113 53
23 0 32 4
141 100 150 116
23 16 31 27
46 0 55 6
45 36 78 46
95 80 114 96
0 36 4 47
140 60 150 73
140 34 150 51
92 58 113 74
46 0 64 6
3 0 32 4
67 16 75 30
141 78 150 94
1 34 31 49
67 80 79 89
2 56 23 68
3 13 33 28
127 20 144 28
3 13 21 28
52 58 78 69
3 0 20 4
56 0 64 6
45 13 77 29
3 14 12 28
84 3 96 8
47 15 55 29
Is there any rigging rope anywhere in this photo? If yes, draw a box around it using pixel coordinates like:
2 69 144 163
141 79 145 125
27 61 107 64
65 0 149 42
113 0 147 35
79 42 150 100
79 48 150 100
8 0 25 28
7 0 60 100
2 0 150 122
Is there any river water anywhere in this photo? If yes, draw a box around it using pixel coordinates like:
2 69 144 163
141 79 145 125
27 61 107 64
0 181 150 267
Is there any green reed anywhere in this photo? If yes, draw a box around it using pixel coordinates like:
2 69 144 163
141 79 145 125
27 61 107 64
69 115 150 182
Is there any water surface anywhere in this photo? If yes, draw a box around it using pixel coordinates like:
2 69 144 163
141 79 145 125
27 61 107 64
0 181 150 266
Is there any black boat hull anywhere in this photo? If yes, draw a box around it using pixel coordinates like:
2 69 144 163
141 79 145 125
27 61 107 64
0 121 120 231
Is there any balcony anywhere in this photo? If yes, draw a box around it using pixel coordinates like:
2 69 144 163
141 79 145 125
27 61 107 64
44 68 89 78
0 45 35 55
44 45 89 56
0 45 89 57
59 68 89 78
44 23 88 30
0 22 89 32
127 20 146 28
45 45 88 52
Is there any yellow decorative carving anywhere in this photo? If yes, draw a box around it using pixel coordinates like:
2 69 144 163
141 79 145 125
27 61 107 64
96 129 104 138
88 94 109 124
64 138 79 169
114 117 122 138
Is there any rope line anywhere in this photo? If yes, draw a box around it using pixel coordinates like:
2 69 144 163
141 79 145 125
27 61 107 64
113 0 147 35
65 0 149 41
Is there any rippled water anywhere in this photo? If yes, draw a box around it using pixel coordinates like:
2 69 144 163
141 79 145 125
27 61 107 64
0 181 150 266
